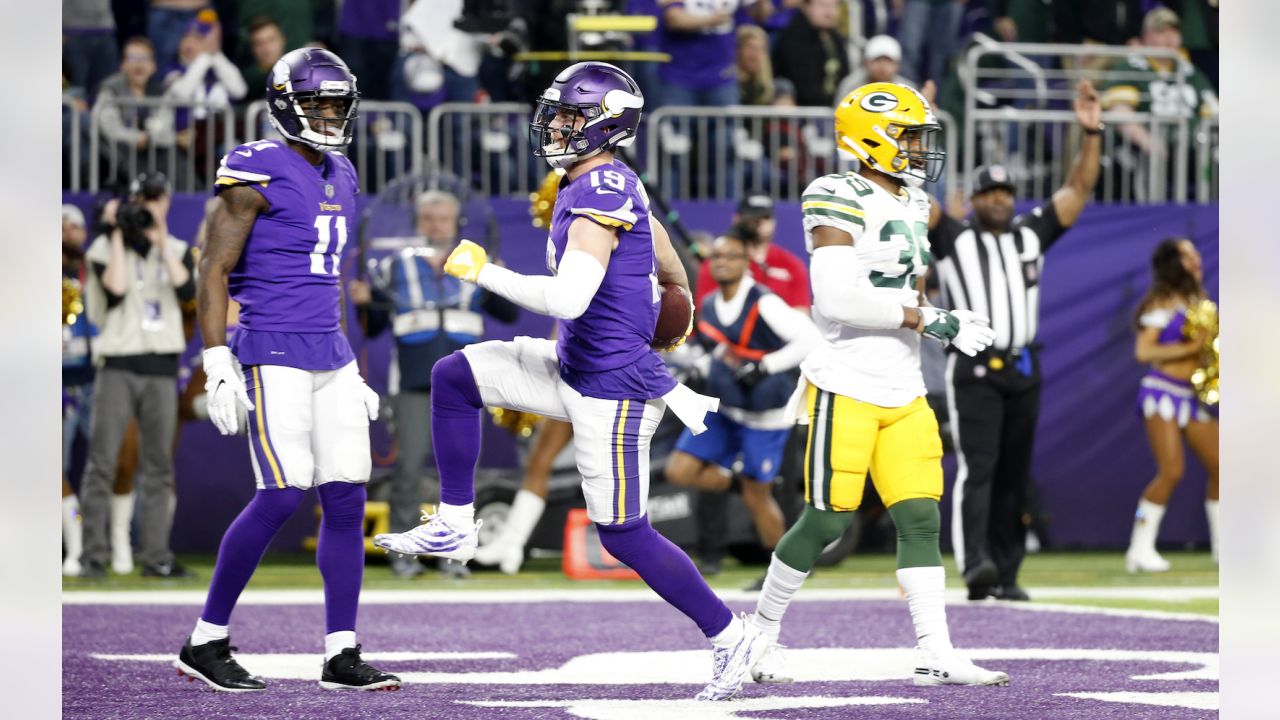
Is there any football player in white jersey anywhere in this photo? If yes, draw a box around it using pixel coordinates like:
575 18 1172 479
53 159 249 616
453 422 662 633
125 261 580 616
746 83 1007 687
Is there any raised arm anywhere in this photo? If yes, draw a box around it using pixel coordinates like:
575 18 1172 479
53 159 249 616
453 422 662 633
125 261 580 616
452 217 611 320
1049 79 1103 228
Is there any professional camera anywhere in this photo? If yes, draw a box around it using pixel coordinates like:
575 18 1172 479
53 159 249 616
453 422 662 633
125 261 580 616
116 172 170 250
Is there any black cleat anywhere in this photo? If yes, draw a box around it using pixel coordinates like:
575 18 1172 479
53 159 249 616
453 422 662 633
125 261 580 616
142 560 195 579
79 560 107 579
992 584 1031 602
964 560 998 601
174 637 266 692
320 645 402 691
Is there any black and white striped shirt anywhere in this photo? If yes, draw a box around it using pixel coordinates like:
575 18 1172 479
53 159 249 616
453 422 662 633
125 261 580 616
929 203 1066 352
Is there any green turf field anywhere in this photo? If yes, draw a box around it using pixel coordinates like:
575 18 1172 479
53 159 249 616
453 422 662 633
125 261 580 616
61 551 1219 617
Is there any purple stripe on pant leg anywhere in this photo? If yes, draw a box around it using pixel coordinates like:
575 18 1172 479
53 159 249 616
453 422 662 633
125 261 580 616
623 401 645 522
610 400 625 523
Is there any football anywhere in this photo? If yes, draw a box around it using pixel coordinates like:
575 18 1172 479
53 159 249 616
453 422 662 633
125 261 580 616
652 282 693 349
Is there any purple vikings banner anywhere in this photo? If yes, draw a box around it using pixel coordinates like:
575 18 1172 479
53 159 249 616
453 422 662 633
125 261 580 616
61 193 1218 551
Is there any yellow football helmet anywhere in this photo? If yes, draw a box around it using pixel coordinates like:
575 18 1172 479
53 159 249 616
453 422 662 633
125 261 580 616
835 82 944 187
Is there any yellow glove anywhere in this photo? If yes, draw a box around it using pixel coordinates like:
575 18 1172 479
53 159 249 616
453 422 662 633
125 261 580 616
444 239 488 283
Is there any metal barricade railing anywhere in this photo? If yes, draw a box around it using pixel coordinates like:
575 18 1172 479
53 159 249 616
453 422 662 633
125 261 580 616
89 96 237 192
426 102 539 198
63 97 85 191
962 37 1217 203
1195 116 1219 203
645 105 959 202
244 100 424 195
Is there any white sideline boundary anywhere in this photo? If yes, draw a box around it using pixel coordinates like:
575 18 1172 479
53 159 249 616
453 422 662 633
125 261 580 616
63 585 1218 619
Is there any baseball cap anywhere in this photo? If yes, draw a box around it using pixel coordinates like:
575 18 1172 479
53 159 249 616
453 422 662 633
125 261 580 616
184 8 219 36
864 35 902 63
973 165 1016 195
62 204 85 227
736 194 775 218
1143 7 1180 34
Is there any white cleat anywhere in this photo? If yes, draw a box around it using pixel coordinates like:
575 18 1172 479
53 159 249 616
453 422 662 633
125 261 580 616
1125 548 1171 573
695 614 769 701
373 512 481 562
751 642 794 684
913 647 1009 687
473 540 525 575
62 557 82 577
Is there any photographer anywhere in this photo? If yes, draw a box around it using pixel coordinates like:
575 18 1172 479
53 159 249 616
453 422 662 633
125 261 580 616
79 172 196 579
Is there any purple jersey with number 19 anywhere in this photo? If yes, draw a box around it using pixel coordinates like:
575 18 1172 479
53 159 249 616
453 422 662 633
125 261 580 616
548 159 676 401
213 140 358 371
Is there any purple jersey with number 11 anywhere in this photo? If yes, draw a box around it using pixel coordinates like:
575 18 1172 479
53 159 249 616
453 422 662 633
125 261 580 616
549 159 676 401
213 140 358 371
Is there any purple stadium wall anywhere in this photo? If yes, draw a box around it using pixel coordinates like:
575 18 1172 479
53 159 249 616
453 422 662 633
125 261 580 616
61 193 1219 552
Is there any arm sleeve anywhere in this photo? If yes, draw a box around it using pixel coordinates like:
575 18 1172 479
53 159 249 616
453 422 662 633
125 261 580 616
174 245 197 302
475 249 605 320
756 294 821 373
928 214 964 260
1018 201 1066 253
810 245 906 330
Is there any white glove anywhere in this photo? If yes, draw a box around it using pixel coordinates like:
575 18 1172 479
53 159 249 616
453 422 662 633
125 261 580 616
918 307 997 357
359 381 380 421
203 346 254 435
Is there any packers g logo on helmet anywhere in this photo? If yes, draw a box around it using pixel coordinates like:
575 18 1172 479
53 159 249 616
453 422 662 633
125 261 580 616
835 82 945 187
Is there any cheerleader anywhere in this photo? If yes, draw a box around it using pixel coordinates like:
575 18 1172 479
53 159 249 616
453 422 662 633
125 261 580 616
1127 238 1218 572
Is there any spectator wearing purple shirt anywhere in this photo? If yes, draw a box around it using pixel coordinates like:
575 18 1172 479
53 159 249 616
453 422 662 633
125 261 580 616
659 0 770 108
338 0 401 101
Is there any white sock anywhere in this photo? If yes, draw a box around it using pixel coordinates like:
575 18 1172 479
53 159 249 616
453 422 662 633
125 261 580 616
111 493 134 569
501 490 547 549
753 554 809 641
325 631 357 661
1205 499 1219 562
1129 499 1167 554
438 502 475 528
897 566 952 654
709 613 743 649
62 496 82 561
191 618 229 646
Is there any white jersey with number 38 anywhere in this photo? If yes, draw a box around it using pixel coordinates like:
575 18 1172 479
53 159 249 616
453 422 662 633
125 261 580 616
799 172 934 407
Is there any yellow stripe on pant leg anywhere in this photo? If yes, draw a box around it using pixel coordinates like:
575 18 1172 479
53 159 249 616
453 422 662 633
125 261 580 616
253 366 286 489
869 396 944 508
615 399 630 523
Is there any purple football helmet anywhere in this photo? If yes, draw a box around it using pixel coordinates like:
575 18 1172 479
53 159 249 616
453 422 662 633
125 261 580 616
530 62 643 169
266 48 360 151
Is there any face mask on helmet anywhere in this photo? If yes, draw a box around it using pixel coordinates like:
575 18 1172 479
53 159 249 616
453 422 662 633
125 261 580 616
267 51 361 152
528 82 643 170
887 123 945 187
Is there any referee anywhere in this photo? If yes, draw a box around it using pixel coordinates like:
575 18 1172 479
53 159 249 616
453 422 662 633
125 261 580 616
927 79 1103 601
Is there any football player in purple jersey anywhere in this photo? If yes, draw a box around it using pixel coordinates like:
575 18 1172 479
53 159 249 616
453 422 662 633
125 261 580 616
174 48 400 693
374 62 768 701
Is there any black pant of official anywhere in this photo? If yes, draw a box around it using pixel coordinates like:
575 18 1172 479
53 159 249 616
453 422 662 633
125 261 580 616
946 350 1041 591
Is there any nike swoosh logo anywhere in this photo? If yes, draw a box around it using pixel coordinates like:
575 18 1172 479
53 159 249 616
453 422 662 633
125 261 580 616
236 150 253 157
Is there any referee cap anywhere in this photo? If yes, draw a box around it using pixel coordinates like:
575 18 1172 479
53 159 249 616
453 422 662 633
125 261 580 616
973 165 1016 196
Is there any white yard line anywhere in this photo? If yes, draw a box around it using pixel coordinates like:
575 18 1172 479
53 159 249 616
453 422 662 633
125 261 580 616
63 585 1218 618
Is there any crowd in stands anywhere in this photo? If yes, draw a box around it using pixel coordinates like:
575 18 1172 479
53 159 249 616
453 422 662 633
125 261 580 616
64 1 1219 192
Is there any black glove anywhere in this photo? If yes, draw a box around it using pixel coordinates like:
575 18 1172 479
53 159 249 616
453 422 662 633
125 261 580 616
733 360 768 387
